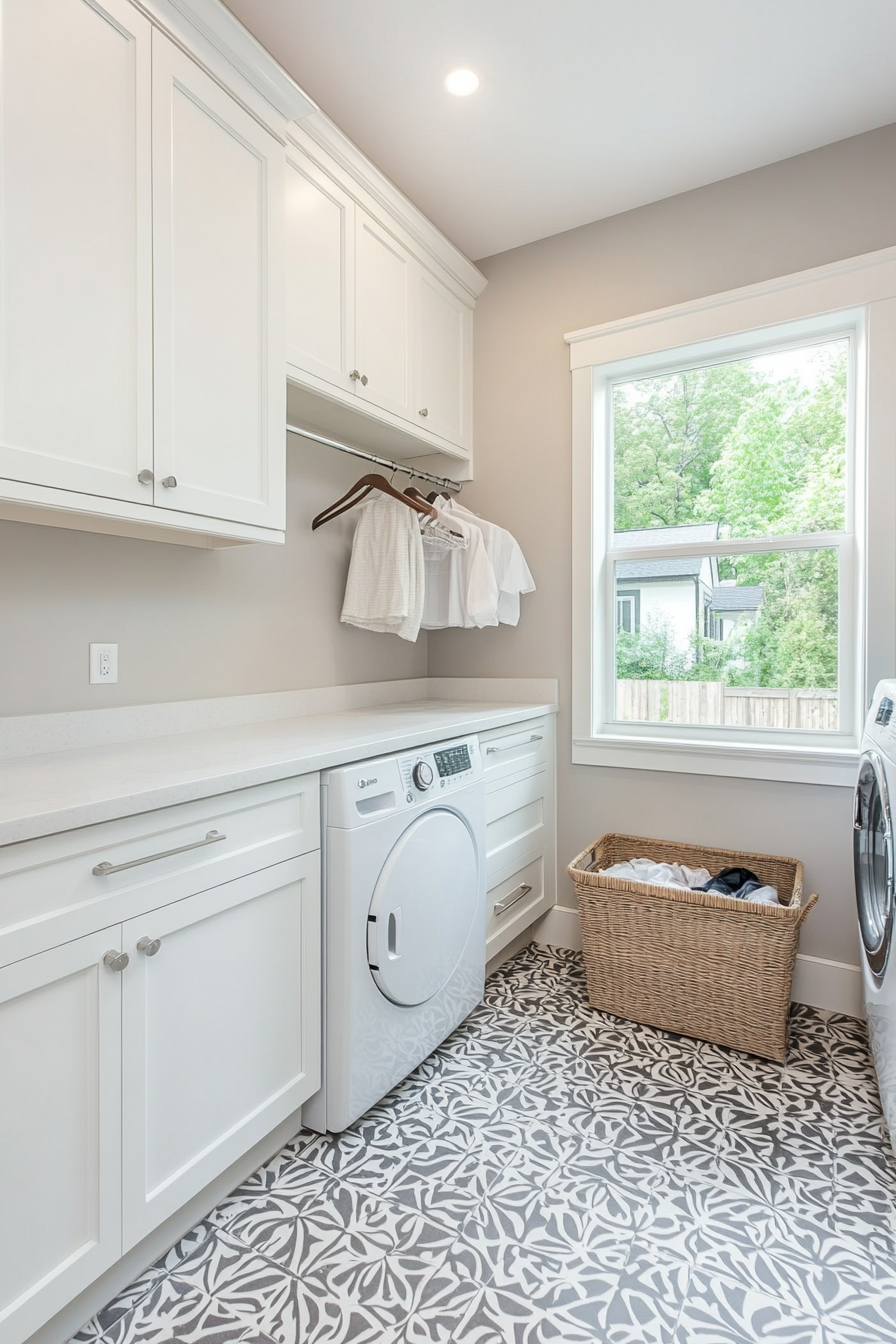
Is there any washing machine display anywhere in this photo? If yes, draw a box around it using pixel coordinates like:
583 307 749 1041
434 743 472 776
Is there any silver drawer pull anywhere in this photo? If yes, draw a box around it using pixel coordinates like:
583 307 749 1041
494 883 532 915
103 950 129 972
93 830 226 876
487 734 543 755
136 936 162 957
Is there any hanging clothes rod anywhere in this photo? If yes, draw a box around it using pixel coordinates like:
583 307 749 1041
286 423 462 492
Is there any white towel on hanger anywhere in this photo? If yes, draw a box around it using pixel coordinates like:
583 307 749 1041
440 499 535 625
341 492 424 641
421 507 499 629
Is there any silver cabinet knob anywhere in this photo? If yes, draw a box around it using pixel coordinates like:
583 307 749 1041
418 408 428 417
136 936 162 957
349 369 361 380
137 469 154 485
103 950 129 972
161 476 177 489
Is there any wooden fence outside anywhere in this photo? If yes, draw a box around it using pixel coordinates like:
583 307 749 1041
617 680 838 730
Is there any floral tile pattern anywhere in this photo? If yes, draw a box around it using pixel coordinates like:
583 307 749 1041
69 943 896 1344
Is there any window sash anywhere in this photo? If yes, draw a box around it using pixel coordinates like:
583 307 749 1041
590 323 862 751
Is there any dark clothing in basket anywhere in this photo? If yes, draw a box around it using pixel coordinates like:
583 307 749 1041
698 866 764 899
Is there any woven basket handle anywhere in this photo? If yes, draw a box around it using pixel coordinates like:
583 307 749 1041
797 891 819 927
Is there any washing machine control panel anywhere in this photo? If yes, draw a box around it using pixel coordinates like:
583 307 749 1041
325 736 482 826
398 736 480 804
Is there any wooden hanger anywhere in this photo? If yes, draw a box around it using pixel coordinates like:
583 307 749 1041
312 473 437 530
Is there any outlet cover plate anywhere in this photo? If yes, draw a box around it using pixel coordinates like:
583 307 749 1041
89 643 118 684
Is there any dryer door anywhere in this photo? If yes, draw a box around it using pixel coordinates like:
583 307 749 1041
855 750 895 981
368 809 479 1006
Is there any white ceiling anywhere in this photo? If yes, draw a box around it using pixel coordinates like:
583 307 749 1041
222 0 896 262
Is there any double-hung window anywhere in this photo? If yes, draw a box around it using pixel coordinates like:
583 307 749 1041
568 249 896 786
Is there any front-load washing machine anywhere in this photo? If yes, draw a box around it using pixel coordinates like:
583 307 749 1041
303 733 486 1134
856 678 896 1145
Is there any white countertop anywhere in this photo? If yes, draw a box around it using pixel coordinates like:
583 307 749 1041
0 697 555 846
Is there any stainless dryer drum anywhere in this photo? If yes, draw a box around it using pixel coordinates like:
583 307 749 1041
854 750 895 982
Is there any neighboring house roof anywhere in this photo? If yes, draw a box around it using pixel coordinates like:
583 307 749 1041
614 523 720 549
615 522 720 580
711 585 764 612
617 556 705 579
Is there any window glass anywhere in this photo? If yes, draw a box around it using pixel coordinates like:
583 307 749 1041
612 339 847 541
614 548 839 730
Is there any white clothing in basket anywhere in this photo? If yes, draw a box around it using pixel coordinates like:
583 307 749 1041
599 858 711 890
341 492 424 641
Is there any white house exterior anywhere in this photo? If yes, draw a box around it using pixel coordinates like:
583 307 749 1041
615 523 763 660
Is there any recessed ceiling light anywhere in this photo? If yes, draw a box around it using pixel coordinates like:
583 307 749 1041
445 68 480 97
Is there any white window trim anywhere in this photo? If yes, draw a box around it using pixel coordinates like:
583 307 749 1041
567 245 896 787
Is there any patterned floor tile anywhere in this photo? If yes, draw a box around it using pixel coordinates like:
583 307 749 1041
100 1276 257 1344
602 1244 691 1343
70 945 896 1344
675 1271 824 1343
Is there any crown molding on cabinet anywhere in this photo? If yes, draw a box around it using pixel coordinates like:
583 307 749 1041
132 0 316 130
292 113 487 303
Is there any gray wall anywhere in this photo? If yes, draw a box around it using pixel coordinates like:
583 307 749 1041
428 123 896 967
0 437 426 716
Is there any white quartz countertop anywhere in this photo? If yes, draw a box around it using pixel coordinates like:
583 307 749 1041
0 698 555 846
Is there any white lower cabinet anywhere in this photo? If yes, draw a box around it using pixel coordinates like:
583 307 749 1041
0 782 321 1344
122 853 320 1249
0 929 122 1344
480 717 557 962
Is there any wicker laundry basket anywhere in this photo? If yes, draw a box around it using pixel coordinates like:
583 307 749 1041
568 833 818 1061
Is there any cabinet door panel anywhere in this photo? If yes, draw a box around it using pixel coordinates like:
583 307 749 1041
0 0 152 502
0 928 121 1344
152 32 285 529
416 270 470 449
354 212 413 420
285 152 354 391
122 854 320 1249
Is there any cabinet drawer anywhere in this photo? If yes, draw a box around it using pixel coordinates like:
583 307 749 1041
485 772 547 881
486 850 548 958
480 719 548 787
0 776 319 968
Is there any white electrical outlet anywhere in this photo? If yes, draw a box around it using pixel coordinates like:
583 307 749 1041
89 643 118 684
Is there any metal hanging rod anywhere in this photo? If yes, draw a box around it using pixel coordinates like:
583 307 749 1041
286 423 462 492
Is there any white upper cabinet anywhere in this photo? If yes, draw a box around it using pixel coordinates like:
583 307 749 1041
151 33 285 531
0 0 153 504
415 268 472 452
283 126 485 468
0 0 294 546
285 150 355 392
354 210 415 422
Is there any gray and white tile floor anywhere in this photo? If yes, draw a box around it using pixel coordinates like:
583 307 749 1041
71 944 896 1343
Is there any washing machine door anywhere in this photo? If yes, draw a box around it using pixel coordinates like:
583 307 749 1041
855 750 895 981
367 808 479 1007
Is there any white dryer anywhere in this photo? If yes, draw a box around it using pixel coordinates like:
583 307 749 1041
856 679 896 1144
303 734 486 1134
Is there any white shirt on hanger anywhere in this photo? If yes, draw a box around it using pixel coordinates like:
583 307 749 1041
421 506 499 629
441 498 535 625
341 491 424 641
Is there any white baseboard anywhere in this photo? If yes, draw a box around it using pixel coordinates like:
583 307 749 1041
790 953 864 1018
530 904 865 1019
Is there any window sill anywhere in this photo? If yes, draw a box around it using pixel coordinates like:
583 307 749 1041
573 733 859 787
